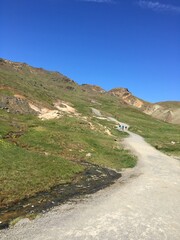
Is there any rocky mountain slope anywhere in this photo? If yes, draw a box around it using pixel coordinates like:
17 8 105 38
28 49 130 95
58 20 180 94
109 88 180 124
0 58 179 124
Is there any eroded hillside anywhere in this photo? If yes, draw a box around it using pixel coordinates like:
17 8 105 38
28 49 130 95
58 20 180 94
109 88 180 124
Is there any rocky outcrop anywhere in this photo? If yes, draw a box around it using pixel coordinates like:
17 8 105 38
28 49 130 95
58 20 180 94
109 88 144 109
0 96 37 115
81 84 106 93
108 88 180 124
109 88 131 98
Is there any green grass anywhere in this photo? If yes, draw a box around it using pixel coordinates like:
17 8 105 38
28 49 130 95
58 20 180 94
0 111 136 207
157 101 180 109
131 121 180 156
17 116 136 170
0 139 83 206
0 58 179 208
0 138 84 208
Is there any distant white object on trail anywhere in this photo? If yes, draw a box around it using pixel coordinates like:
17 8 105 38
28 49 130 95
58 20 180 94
117 122 129 131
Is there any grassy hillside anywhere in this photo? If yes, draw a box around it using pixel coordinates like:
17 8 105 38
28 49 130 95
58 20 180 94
0 58 180 208
156 101 180 109
0 109 136 208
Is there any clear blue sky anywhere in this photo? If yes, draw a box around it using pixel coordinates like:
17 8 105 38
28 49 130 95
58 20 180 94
0 0 180 103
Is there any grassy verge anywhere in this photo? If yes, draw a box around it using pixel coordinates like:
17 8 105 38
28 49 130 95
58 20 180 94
131 121 180 157
17 116 136 170
0 138 84 208
0 111 136 208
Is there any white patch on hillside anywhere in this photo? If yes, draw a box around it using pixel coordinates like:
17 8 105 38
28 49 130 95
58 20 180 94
54 100 77 114
29 100 78 120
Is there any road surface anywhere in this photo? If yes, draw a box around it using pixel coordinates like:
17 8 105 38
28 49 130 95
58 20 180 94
1 132 180 240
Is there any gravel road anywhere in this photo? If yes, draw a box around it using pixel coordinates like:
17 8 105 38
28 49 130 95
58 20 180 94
1 132 180 240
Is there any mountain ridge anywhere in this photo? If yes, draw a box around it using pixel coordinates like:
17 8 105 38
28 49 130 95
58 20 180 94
0 58 179 124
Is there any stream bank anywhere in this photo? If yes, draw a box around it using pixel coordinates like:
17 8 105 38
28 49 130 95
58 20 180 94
0 162 121 230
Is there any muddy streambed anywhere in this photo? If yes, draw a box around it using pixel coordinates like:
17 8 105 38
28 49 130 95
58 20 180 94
0 162 121 230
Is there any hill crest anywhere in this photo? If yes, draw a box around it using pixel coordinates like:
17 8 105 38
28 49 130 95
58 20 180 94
0 58 179 124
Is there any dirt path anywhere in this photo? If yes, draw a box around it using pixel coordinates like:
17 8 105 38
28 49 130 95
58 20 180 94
1 132 180 240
